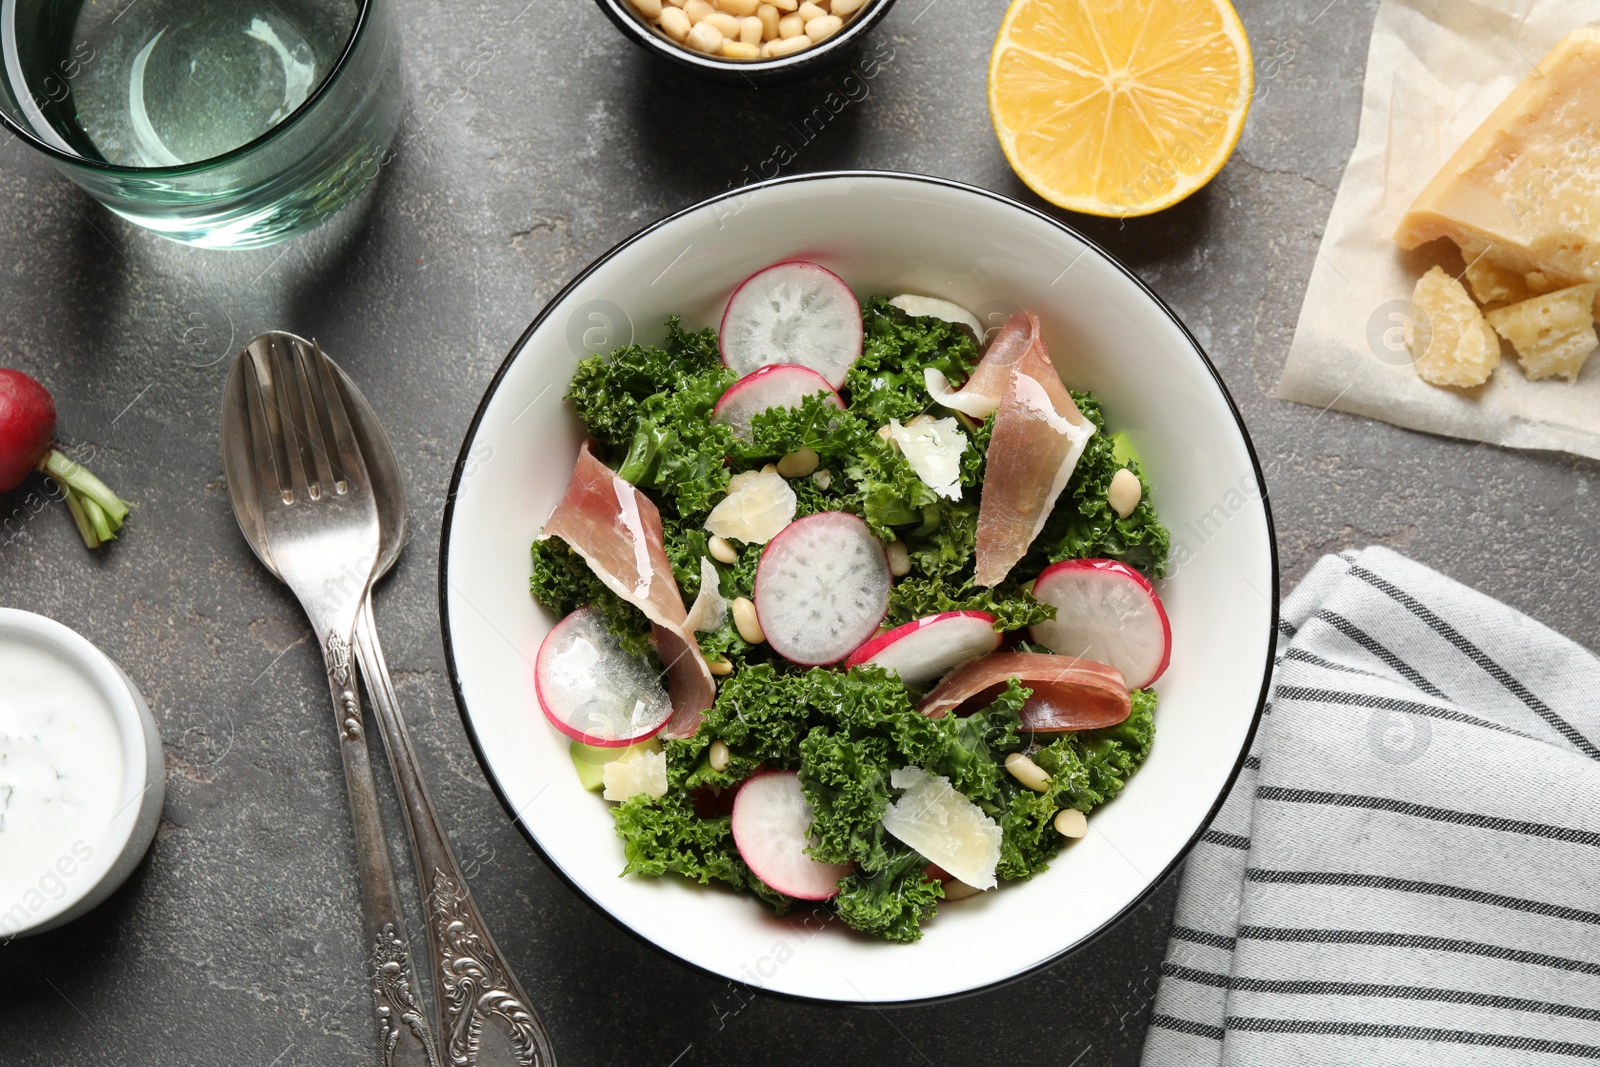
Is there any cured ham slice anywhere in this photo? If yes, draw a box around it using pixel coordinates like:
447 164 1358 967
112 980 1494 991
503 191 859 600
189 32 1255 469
541 442 715 736
966 313 1095 587
923 311 1037 418
916 652 1130 732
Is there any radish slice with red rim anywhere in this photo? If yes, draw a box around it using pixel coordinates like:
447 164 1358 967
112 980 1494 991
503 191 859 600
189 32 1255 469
1028 559 1171 689
720 261 862 389
844 611 1001 688
535 607 674 747
711 364 844 442
754 511 891 666
731 770 853 900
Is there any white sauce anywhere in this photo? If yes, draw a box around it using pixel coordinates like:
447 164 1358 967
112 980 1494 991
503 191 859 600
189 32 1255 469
0 638 124 918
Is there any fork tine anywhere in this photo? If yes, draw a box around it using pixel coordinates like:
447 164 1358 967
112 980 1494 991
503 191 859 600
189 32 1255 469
242 340 288 503
285 337 339 497
309 340 367 496
268 334 317 502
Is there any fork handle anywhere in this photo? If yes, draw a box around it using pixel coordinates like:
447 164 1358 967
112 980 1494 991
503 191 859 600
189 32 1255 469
320 625 441 1067
355 597 557 1067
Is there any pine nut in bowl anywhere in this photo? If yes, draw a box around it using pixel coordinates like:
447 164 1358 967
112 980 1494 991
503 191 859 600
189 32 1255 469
441 171 1276 1004
0 609 165 938
594 0 896 83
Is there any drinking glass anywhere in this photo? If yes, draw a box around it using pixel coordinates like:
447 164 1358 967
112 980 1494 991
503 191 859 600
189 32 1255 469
0 0 402 248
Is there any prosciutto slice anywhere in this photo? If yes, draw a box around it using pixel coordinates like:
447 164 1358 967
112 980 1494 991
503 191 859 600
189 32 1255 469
541 442 715 736
916 652 1130 732
962 313 1095 587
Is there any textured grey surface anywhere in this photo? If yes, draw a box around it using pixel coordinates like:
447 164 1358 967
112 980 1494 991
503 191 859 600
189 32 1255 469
1 0 1597 1064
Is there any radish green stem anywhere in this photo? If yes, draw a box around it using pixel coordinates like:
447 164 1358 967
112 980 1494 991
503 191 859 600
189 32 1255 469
38 447 131 549
42 450 129 523
62 491 98 549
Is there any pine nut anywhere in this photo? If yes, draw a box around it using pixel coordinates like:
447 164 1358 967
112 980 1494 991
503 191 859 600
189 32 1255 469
761 462 778 475
1005 752 1050 792
708 535 739 564
797 1 827 19
721 39 759 57
768 0 798 10
704 11 741 35
660 5 692 39
732 597 765 644
684 0 714 20
687 20 724 51
630 0 664 17
1108 467 1142 518
716 0 760 13
776 446 819 478
1054 808 1088 838
885 539 910 577
941 877 982 901
831 0 865 13
877 423 893 440
778 12 805 37
812 469 833 490
757 3 780 37
739 14 763 43
707 656 734 676
709 739 732 771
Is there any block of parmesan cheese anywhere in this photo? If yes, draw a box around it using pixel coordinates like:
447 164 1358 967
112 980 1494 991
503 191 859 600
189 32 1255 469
1405 266 1501 387
1394 28 1600 284
1484 284 1600 382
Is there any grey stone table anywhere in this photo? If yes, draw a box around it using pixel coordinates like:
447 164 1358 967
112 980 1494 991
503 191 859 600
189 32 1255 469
2 0 1596 1064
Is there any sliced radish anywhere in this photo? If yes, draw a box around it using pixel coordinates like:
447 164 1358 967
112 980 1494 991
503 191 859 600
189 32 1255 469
720 261 863 389
845 611 1000 688
754 511 891 666
711 364 844 442
534 607 674 747
1029 559 1172 689
731 770 853 900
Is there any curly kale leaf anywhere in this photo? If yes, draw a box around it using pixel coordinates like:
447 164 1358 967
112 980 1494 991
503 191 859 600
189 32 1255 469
612 791 746 887
832 844 943 943
662 663 814 793
798 669 1026 871
845 297 983 426
527 538 654 659
991 688 1158 880
886 576 1054 633
1029 391 1171 578
568 319 736 521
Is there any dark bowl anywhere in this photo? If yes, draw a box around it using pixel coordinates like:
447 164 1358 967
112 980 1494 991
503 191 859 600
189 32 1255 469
593 0 899 84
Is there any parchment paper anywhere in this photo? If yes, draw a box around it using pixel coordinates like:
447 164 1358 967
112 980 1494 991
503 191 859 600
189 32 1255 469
1276 0 1600 460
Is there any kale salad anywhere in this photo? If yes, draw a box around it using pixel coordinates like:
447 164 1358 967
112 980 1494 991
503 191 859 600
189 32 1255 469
529 261 1172 943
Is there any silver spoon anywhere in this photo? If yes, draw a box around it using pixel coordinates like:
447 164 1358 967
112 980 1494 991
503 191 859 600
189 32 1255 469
225 333 556 1067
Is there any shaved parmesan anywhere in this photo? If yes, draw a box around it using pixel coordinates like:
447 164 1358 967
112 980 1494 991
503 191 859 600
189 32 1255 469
601 745 668 801
881 765 1001 890
684 557 728 633
889 294 983 336
705 469 796 545
887 417 968 501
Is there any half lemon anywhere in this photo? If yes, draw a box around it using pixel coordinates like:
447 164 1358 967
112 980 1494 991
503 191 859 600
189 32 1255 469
988 0 1254 217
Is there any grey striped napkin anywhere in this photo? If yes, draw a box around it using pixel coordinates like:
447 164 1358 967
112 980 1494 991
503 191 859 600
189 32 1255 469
1141 546 1600 1065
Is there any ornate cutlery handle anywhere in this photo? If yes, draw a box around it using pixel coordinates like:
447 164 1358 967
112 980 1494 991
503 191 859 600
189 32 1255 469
320 628 441 1067
354 599 557 1067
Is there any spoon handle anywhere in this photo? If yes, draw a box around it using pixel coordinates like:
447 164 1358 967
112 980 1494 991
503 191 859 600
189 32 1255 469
354 596 558 1067
319 625 441 1067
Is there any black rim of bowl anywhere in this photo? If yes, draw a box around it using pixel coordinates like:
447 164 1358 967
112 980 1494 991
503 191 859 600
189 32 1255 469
592 0 899 80
0 0 375 175
438 168 1280 1009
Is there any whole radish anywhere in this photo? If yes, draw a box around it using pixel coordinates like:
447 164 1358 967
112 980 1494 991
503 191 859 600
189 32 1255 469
0 368 131 548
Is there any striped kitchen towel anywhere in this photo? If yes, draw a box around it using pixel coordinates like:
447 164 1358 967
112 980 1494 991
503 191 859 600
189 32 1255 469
1141 546 1600 1065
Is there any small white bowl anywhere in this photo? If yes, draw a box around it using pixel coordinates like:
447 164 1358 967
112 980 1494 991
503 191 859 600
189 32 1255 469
0 608 164 938
441 172 1277 1003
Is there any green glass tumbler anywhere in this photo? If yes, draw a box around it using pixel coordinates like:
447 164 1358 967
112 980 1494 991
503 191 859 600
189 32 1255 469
0 0 402 248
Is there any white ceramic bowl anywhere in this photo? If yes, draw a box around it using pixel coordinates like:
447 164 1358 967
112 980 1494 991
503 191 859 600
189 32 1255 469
441 172 1276 1004
0 608 164 937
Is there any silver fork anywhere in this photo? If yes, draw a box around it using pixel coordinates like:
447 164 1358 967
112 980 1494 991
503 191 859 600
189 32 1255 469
233 335 440 1067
